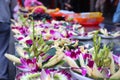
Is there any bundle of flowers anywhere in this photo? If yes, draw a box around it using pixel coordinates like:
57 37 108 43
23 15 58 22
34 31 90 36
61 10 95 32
15 69 72 80
63 32 120 80
6 16 120 80
99 28 120 38
7 18 83 79
11 15 83 42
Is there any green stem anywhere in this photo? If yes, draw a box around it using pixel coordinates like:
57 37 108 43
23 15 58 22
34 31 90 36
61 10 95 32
31 19 36 57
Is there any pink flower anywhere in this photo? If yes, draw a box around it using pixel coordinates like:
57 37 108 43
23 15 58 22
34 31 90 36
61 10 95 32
65 48 81 60
25 39 33 45
102 68 111 78
17 58 38 72
79 32 88 37
18 27 29 36
71 67 87 76
83 53 92 60
65 31 74 38
17 37 24 40
47 69 72 80
50 30 63 40
24 0 43 7
34 8 45 14
87 59 94 68
113 54 120 64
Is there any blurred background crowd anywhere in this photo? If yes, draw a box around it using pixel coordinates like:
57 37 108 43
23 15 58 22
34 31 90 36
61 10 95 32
17 0 120 24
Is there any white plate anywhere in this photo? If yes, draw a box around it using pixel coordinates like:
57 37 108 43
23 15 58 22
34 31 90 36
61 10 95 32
99 34 115 39
71 35 93 40
60 10 74 14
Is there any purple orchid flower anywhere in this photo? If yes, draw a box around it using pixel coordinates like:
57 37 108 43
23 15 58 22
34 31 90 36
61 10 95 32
50 29 55 34
25 39 33 45
15 72 27 80
87 59 94 68
80 53 94 68
17 58 38 72
40 69 49 80
41 30 46 34
39 24 50 28
17 37 24 41
113 54 120 64
35 69 72 80
83 53 92 60
15 71 41 80
59 70 72 80
54 24 59 29
65 31 74 38
66 25 73 30
102 68 111 78
79 32 88 37
65 48 81 60
81 67 87 76
18 27 29 36
49 30 63 40
12 26 19 29
71 67 87 76
49 69 72 80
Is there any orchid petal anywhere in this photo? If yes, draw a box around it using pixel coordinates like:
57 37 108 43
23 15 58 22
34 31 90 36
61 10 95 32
17 37 24 40
40 69 49 80
87 59 94 68
81 67 87 76
17 58 38 72
25 39 33 45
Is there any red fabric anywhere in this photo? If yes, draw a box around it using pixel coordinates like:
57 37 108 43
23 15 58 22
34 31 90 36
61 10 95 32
18 0 23 7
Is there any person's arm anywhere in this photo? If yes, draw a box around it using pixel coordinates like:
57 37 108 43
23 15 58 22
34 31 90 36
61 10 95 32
64 0 73 10
10 0 17 19
11 0 17 12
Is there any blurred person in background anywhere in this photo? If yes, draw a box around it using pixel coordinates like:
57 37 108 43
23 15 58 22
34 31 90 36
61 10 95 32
95 0 106 13
24 0 43 8
0 0 17 80
113 0 120 25
95 0 118 15
95 0 115 14
39 0 52 8
64 0 90 13
95 0 120 25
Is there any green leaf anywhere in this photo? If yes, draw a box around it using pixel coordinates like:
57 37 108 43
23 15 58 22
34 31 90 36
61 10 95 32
46 48 56 56
46 41 54 45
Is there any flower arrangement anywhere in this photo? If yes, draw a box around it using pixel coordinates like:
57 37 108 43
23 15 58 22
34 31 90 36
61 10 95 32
99 28 120 38
7 17 81 79
6 14 120 80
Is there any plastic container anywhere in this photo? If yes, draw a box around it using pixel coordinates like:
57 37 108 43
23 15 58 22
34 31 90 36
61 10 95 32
50 12 68 20
74 12 104 26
